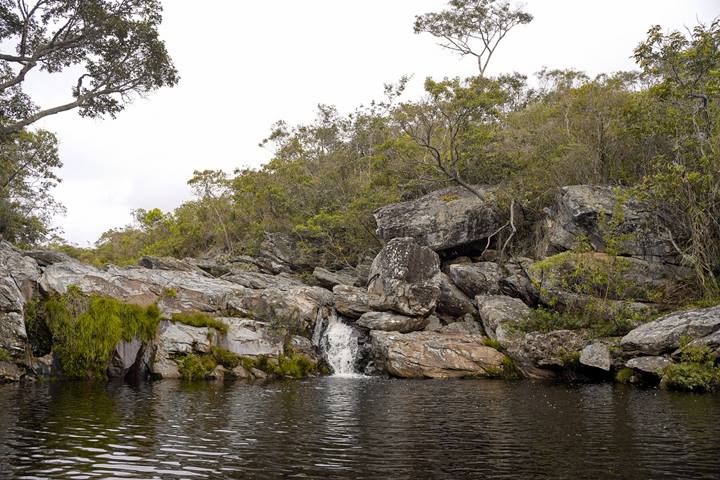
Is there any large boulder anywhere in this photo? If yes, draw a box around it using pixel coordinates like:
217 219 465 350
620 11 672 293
502 329 589 379
107 337 144 379
313 267 358 288
540 185 678 262
370 331 506 379
356 311 428 333
447 262 503 298
151 320 215 379
373 185 502 252
476 295 530 341
217 318 283 357
625 356 672 376
579 343 612 372
436 273 477 319
620 305 720 355
367 238 441 317
332 285 371 319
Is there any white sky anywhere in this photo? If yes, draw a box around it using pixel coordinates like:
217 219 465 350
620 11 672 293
27 0 719 245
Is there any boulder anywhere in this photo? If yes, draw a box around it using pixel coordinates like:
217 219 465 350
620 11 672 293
439 317 483 334
620 305 720 355
686 330 720 357
579 343 612 372
139 256 210 276
447 262 503 298
502 329 589 379
367 237 441 316
373 185 502 252
370 331 506 379
151 320 214 379
625 356 672 376
313 267 358 288
476 295 530 341
332 285 371 319
217 318 283 357
288 335 319 363
0 242 40 358
107 337 143 378
499 257 539 306
540 185 678 262
24 249 74 267
357 311 428 333
436 273 476 318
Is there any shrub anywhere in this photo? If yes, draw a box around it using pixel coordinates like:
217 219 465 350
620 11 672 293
41 286 162 379
171 312 228 335
178 353 217 381
661 345 719 392
210 347 241 369
277 354 316 378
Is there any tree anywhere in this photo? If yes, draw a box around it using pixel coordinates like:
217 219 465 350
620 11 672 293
187 169 234 254
414 0 532 76
0 0 178 137
0 128 63 245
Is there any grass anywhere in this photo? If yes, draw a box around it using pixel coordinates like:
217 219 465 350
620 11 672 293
178 353 217 381
483 338 502 350
40 285 161 379
171 312 228 335
615 367 634 384
0 348 12 362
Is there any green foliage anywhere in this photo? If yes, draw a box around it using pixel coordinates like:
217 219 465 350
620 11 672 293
615 367 634 384
171 312 228 335
483 337 502 350
177 353 217 381
500 356 523 380
559 350 581 369
277 354 317 378
661 345 720 392
162 288 178 299
0 348 11 362
40 286 161 379
210 347 241 369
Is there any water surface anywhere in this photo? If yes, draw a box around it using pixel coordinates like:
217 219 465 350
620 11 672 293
0 378 718 479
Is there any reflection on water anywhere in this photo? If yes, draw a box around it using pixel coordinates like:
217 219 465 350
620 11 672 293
0 378 719 479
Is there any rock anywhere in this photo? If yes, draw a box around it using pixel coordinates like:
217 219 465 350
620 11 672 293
354 256 374 287
373 185 502 252
230 364 253 380
250 367 268 380
23 249 74 267
436 273 476 318
207 364 225 380
258 232 316 272
447 262 503 298
367 237 441 316
313 267 358 288
620 305 720 355
288 335 318 363
424 315 443 332
686 330 720 357
32 353 56 377
332 285 371 319
151 320 214 379
502 329 588 379
540 185 679 262
0 361 23 383
476 295 530 341
499 257 539 306
108 337 143 378
0 242 40 359
221 270 303 289
217 318 283 357
579 343 612 372
357 311 428 333
626 356 672 376
370 331 506 379
439 317 483 334
139 256 210 276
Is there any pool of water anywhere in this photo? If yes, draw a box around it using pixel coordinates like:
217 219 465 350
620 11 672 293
0 377 718 479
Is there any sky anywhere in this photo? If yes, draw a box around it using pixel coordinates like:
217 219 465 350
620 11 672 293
25 0 719 245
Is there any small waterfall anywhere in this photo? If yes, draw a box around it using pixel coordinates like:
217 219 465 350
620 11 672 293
319 313 361 376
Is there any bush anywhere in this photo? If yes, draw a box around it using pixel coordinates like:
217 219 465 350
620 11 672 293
41 286 161 379
278 354 316 378
661 345 719 392
210 347 241 369
171 312 228 335
178 353 217 381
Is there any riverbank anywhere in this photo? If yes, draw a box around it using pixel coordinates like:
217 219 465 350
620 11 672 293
1 184 719 392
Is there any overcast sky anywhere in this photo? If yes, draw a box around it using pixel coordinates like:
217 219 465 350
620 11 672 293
29 0 719 245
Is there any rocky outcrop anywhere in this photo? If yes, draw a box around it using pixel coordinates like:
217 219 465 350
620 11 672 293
139 255 210 276
221 270 303 290
217 318 283 357
373 185 502 252
620 305 720 355
356 311 428 333
332 285 371 319
476 295 530 341
151 320 215 379
503 329 589 379
370 331 506 379
540 185 678 262
447 262 503 298
625 356 672 376
313 267 358 288
367 238 441 316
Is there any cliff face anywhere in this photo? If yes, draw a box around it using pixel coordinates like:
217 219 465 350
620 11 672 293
1 184 718 390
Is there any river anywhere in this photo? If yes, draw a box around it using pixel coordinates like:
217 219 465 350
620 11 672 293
0 378 718 479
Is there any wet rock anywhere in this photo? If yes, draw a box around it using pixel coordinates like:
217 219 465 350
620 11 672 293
217 318 283 357
620 305 720 355
476 295 530 341
367 237 441 316
373 185 502 252
370 331 506 379
357 311 428 333
447 262 503 298
540 185 679 262
579 343 612 372
625 356 672 376
436 273 476 318
313 267 358 288
332 285 371 319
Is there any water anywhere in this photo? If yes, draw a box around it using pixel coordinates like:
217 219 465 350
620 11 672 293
319 313 360 376
0 378 719 479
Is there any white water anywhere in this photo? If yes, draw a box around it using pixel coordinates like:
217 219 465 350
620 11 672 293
322 314 361 377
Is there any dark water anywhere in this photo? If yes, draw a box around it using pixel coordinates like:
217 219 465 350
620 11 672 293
0 378 719 479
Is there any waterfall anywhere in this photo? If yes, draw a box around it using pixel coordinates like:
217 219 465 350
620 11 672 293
319 313 361 377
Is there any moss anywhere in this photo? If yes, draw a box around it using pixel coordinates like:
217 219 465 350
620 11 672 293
178 353 217 381
661 345 720 392
615 367 634 383
171 312 228 335
41 286 161 379
559 349 581 369
0 347 12 362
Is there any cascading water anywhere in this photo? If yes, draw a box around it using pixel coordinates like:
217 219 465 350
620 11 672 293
317 312 361 376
